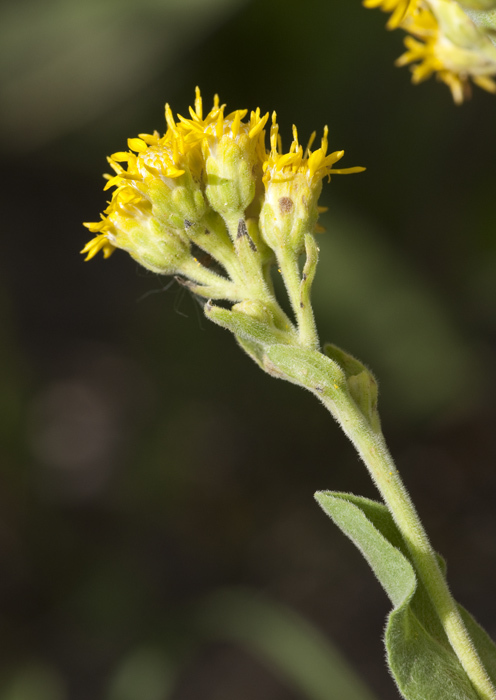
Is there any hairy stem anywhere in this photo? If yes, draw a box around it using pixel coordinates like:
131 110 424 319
319 390 496 700
276 249 319 350
224 214 296 334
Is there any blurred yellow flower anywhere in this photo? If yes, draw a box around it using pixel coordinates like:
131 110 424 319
398 2 496 102
364 0 496 102
363 0 419 29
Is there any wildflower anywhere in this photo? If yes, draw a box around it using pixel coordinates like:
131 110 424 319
82 126 206 273
397 1 496 102
176 89 269 221
364 0 496 102
82 89 363 315
82 181 192 275
260 114 364 254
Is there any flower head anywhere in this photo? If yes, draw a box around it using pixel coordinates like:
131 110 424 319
82 111 207 271
364 0 496 102
260 114 365 253
174 88 269 219
397 1 496 102
82 162 192 275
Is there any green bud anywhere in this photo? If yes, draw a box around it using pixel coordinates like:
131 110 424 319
232 300 274 325
138 170 207 231
204 135 258 220
109 208 191 275
259 174 322 255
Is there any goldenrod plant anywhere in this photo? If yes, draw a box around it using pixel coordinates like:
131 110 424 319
83 89 496 700
364 0 496 102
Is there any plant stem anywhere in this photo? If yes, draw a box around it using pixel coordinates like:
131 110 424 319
320 391 496 700
180 257 243 300
223 214 296 334
276 249 319 350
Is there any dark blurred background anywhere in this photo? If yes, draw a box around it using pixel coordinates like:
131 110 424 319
1 0 496 698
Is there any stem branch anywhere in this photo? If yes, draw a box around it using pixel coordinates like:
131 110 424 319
277 250 319 350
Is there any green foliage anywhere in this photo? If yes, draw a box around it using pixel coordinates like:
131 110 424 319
315 492 496 700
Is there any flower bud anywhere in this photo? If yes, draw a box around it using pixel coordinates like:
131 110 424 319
260 173 321 255
141 170 206 231
260 116 364 255
231 300 275 326
82 123 207 273
128 127 207 229
82 194 191 274
178 91 269 221
203 137 257 218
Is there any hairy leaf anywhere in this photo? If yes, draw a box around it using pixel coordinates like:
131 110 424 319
315 492 496 700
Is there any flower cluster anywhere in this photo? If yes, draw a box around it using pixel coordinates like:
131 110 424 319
83 88 363 295
83 89 364 351
364 0 496 102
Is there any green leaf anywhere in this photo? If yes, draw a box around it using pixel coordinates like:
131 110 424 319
324 344 381 432
263 344 346 394
315 492 496 700
460 606 496 688
205 302 290 346
235 334 268 370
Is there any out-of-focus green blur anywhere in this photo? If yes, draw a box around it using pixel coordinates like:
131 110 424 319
1 0 496 698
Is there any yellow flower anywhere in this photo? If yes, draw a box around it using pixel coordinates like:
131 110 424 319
82 110 207 271
397 2 496 103
83 88 364 281
260 114 365 253
176 88 269 219
364 0 496 102
177 88 268 162
363 0 419 29
263 114 364 188
82 173 192 274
